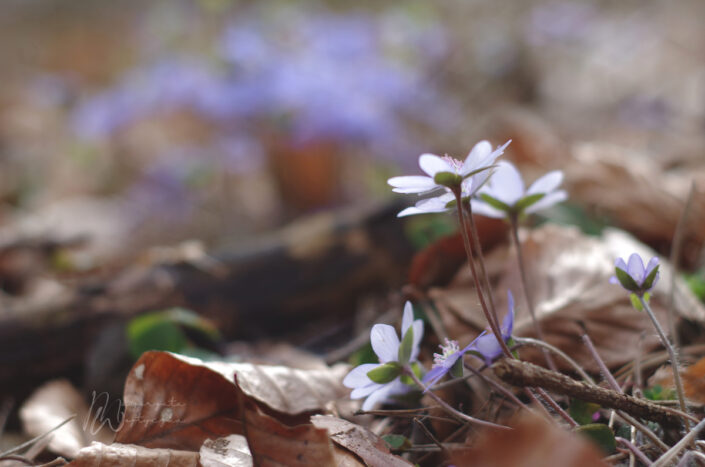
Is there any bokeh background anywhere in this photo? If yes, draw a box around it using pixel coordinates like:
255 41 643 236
0 0 704 264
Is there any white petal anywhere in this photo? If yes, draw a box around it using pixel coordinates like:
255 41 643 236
415 194 452 210
397 206 429 217
351 383 382 399
401 302 414 335
488 161 524 205
419 154 452 177
370 324 400 363
461 141 492 174
527 170 564 195
524 190 567 214
343 363 379 388
360 386 389 411
410 320 424 361
388 176 437 193
470 199 506 219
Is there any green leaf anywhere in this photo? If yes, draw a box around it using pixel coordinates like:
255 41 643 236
433 171 462 188
615 267 640 292
382 434 411 450
575 424 616 454
569 399 601 425
515 193 545 212
398 327 414 365
480 193 511 213
450 356 464 378
643 265 660 290
685 273 705 301
349 343 377 366
400 361 423 386
367 362 402 384
630 293 643 311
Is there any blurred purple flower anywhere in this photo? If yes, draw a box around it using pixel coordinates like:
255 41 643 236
610 254 660 296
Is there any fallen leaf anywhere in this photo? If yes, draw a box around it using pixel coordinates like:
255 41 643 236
449 412 608 467
116 351 347 450
240 394 337 467
648 356 705 404
429 224 705 372
311 415 412 467
67 442 199 466
200 435 252 467
19 379 113 458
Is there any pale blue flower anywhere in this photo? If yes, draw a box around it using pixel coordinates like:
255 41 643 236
343 303 423 410
610 253 659 296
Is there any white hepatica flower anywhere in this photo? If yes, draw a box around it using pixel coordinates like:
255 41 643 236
471 160 567 219
390 140 511 217
342 302 424 411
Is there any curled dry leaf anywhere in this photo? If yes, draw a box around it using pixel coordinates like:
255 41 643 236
429 224 705 372
200 435 252 467
310 415 412 467
449 412 608 467
19 379 113 458
116 351 347 450
67 442 198 467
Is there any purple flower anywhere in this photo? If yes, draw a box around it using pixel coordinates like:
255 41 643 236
424 292 515 388
610 253 659 296
343 302 424 410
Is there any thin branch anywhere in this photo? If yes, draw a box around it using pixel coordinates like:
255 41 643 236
653 417 705 467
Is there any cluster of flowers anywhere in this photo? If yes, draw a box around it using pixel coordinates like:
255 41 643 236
345 139 661 411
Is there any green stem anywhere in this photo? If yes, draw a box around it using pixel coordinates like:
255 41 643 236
638 295 690 429
509 215 556 371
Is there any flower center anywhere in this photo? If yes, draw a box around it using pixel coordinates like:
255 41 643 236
433 338 460 366
441 155 464 173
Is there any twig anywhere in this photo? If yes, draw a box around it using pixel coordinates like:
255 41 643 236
669 181 696 349
617 437 653 466
513 337 594 384
414 417 448 455
493 359 682 428
0 415 76 458
653 417 705 467
580 326 621 392
534 387 578 427
463 362 528 410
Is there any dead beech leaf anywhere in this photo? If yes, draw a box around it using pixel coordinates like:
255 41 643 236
200 435 252 467
240 395 337 467
116 351 347 450
67 442 199 467
430 224 705 372
19 379 113 458
310 415 412 467
450 412 608 467
649 356 705 404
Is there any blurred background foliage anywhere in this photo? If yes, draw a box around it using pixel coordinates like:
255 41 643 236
0 0 703 266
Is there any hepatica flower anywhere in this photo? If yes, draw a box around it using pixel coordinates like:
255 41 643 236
610 253 659 298
343 302 424 410
471 161 567 219
424 292 515 388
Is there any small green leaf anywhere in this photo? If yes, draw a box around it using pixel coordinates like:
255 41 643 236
382 434 411 450
480 193 511 213
615 267 640 292
685 272 705 301
450 356 464 378
433 171 462 188
401 361 423 386
367 362 402 384
569 399 601 425
630 293 643 311
398 327 414 365
515 193 545 212
575 424 616 454
643 265 660 290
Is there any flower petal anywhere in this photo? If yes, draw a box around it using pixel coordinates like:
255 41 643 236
473 332 503 365
461 140 492 174
423 364 450 387
388 176 437 194
524 190 567 214
401 302 414 335
527 170 564 195
627 253 645 284
486 161 525 205
645 257 659 276
615 257 628 272
350 383 382 399
470 199 506 219
360 380 408 411
343 363 379 388
409 319 424 362
419 154 453 177
370 324 400 363
503 291 515 338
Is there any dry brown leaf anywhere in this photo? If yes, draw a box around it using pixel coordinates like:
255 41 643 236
240 395 337 467
67 442 199 467
649 356 705 404
200 435 252 467
116 351 347 450
19 379 113 458
310 415 411 467
430 224 705 372
450 412 608 467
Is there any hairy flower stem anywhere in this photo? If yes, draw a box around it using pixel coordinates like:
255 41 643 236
508 215 556 371
452 189 508 356
404 366 510 430
638 296 690 429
